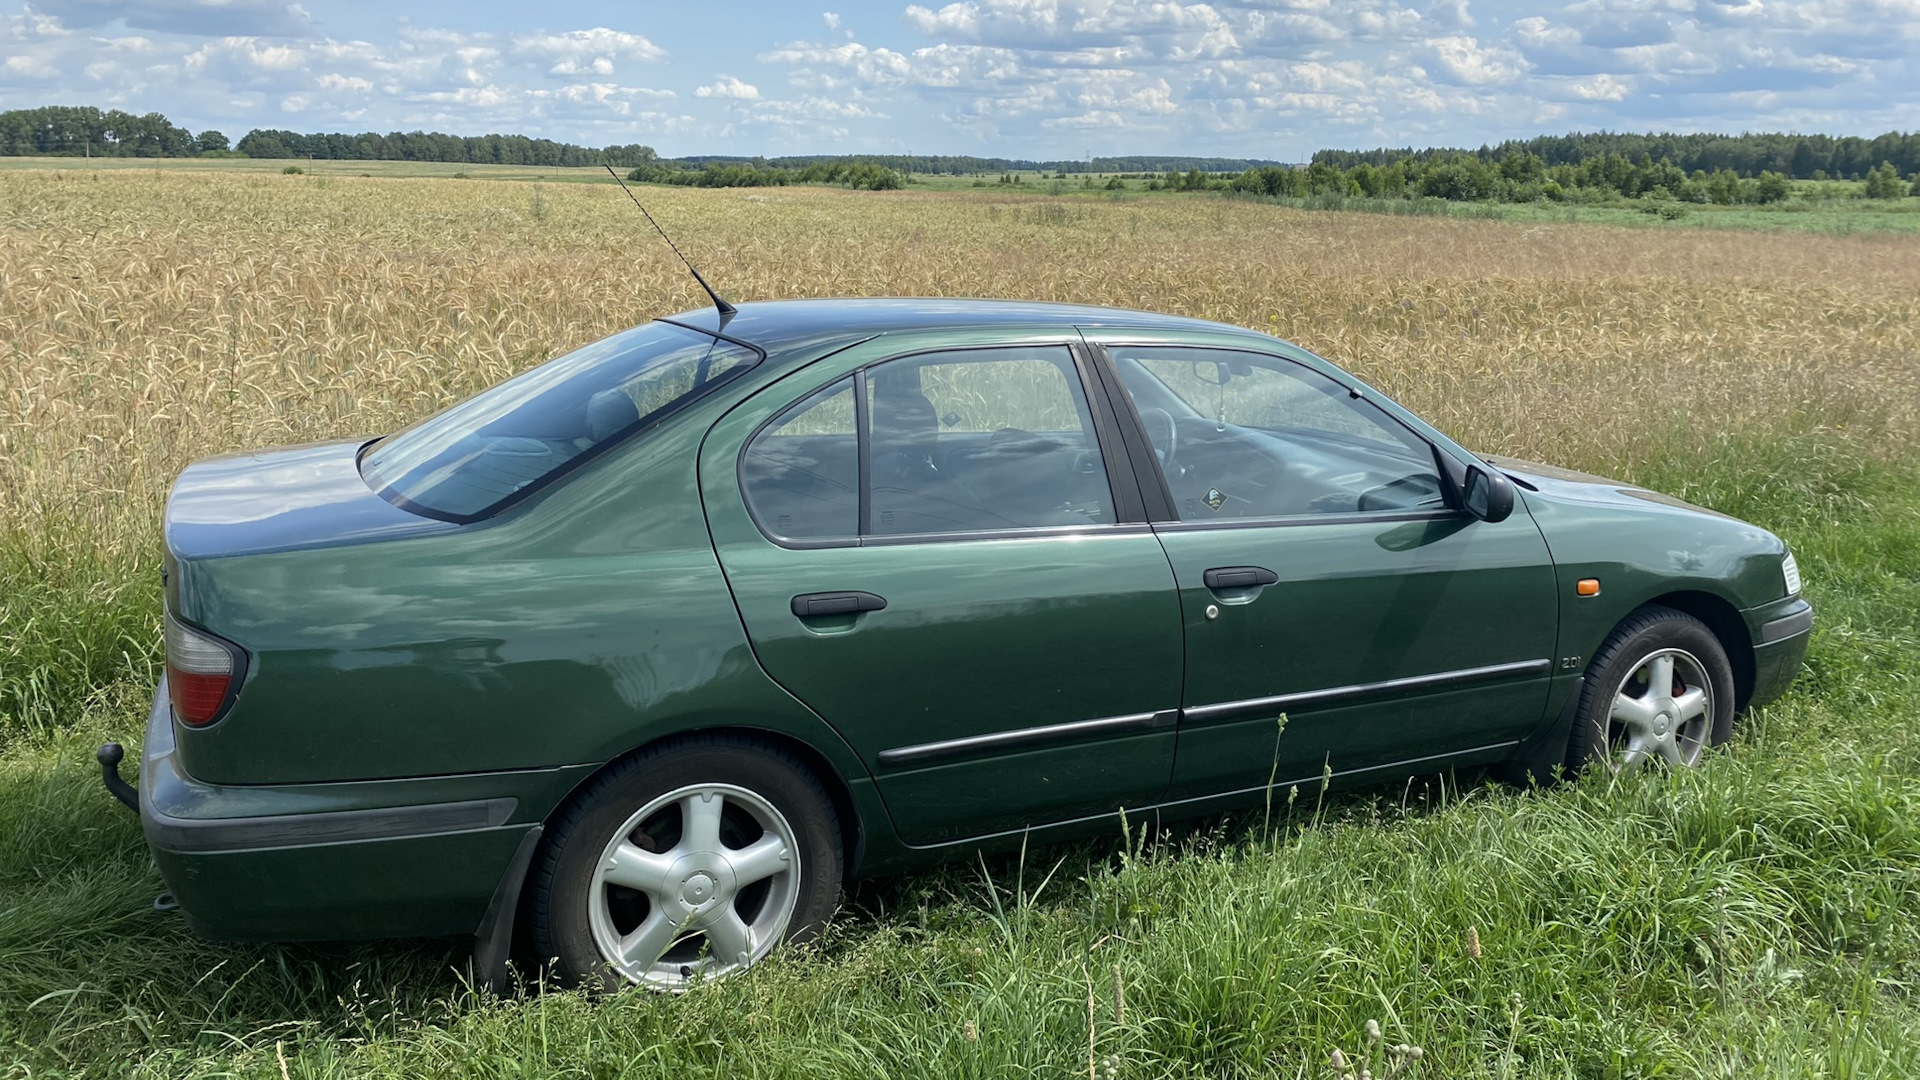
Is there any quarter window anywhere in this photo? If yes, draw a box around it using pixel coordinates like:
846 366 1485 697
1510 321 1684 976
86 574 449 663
1111 347 1446 520
742 378 858 541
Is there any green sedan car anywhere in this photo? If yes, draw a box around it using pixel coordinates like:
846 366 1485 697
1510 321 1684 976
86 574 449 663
103 298 1811 991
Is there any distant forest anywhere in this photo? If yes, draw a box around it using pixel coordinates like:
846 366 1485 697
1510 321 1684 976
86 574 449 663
2 105 1914 195
1316 131 1920 182
676 154 1283 174
0 106 229 157
0 107 1274 173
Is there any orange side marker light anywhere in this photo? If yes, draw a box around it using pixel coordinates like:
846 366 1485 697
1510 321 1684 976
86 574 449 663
1575 578 1601 597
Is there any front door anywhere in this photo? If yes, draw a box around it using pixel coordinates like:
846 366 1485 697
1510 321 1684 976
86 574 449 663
1092 336 1559 801
702 335 1184 845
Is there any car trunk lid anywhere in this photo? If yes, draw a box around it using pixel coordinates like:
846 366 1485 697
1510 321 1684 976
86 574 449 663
164 439 456 621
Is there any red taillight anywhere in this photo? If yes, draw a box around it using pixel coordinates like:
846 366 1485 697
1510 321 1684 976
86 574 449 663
165 615 240 726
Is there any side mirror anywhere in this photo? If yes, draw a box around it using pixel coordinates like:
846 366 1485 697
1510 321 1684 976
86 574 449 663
1464 465 1515 523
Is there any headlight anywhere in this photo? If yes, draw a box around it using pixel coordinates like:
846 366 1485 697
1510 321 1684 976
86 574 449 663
1782 552 1801 597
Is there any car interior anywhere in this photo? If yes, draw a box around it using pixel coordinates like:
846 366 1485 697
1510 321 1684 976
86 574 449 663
1110 355 1449 520
742 357 1115 541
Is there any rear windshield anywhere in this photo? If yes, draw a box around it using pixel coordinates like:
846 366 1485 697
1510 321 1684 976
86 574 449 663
360 321 759 522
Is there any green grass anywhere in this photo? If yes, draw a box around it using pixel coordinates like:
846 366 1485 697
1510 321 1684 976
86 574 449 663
0 530 157 742
1216 191 1920 234
0 430 1915 1077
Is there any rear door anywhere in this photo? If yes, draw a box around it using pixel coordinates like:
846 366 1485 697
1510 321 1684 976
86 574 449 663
701 331 1184 845
1085 331 1560 801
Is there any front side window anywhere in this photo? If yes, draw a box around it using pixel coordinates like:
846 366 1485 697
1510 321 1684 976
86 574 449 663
741 345 1114 542
362 321 758 521
1111 347 1445 520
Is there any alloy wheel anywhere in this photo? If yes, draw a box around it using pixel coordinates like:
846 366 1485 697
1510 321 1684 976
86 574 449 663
1601 647 1715 772
586 783 800 989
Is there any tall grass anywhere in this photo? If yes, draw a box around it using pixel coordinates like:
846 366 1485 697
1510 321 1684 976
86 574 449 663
0 169 1915 1076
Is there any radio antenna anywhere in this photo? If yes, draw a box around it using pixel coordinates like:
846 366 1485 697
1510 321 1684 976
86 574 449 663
603 164 736 323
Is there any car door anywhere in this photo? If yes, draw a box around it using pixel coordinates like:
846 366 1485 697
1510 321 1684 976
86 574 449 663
1085 331 1560 802
701 331 1184 845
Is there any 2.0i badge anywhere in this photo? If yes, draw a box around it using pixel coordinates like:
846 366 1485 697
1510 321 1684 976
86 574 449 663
1203 487 1227 512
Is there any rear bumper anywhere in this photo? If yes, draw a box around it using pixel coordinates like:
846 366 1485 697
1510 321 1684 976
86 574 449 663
1745 597 1812 710
137 677 583 941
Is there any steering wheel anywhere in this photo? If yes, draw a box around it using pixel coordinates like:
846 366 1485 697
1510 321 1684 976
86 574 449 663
1357 472 1446 513
1136 407 1178 472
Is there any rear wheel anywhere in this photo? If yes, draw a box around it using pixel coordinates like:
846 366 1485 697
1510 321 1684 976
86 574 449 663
1567 606 1736 775
529 736 843 991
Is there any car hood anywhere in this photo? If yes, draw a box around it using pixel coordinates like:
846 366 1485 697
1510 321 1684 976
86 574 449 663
165 439 457 563
1485 455 1736 522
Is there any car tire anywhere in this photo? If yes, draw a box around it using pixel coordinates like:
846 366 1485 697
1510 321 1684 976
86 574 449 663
1566 605 1736 775
528 734 843 991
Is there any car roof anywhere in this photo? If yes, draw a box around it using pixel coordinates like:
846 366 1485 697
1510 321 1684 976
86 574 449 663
662 297 1267 355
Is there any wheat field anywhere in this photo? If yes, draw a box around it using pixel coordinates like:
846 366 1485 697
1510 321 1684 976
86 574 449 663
4 170 1917 553
1 169 1919 1076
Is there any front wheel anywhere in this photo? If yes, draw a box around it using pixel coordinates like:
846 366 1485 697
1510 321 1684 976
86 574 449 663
1567 605 1736 775
529 736 843 991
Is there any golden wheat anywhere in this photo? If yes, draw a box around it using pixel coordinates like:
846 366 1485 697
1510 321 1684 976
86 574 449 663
3 169 1916 564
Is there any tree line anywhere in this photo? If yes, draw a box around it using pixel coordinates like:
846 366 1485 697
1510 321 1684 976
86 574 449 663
0 106 228 157
1315 130 1920 183
4 105 1914 203
0 106 663 166
233 128 661 167
626 160 907 190
0 110 1281 176
681 154 1283 174
1208 151 1917 205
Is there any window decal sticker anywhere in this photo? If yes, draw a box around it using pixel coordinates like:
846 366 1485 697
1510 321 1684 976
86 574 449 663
1204 486 1227 512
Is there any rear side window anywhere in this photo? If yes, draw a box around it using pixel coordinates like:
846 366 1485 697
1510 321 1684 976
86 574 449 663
362 322 759 522
741 345 1114 543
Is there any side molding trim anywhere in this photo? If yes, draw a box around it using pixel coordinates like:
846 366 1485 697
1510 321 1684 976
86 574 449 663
878 709 1178 769
1182 658 1553 727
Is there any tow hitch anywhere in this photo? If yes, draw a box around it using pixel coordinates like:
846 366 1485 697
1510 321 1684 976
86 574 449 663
98 743 138 813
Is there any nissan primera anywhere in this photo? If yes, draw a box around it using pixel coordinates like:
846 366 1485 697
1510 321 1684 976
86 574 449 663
104 299 1812 991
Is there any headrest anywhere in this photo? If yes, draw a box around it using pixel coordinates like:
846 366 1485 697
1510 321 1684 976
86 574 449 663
870 380 937 448
586 389 640 443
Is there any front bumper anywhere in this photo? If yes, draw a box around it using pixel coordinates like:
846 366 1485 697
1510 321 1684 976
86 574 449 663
1746 596 1813 711
132 677 583 941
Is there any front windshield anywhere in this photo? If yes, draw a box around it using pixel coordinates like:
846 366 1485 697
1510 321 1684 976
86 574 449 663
360 321 759 522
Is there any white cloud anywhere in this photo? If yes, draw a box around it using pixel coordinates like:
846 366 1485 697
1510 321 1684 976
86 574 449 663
511 28 665 76
0 11 691 146
1427 35 1527 85
2 0 1918 160
695 75 761 99
1512 16 1580 51
1568 72 1633 100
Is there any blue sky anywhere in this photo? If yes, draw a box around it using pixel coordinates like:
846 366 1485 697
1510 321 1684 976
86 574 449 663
3 0 1916 159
